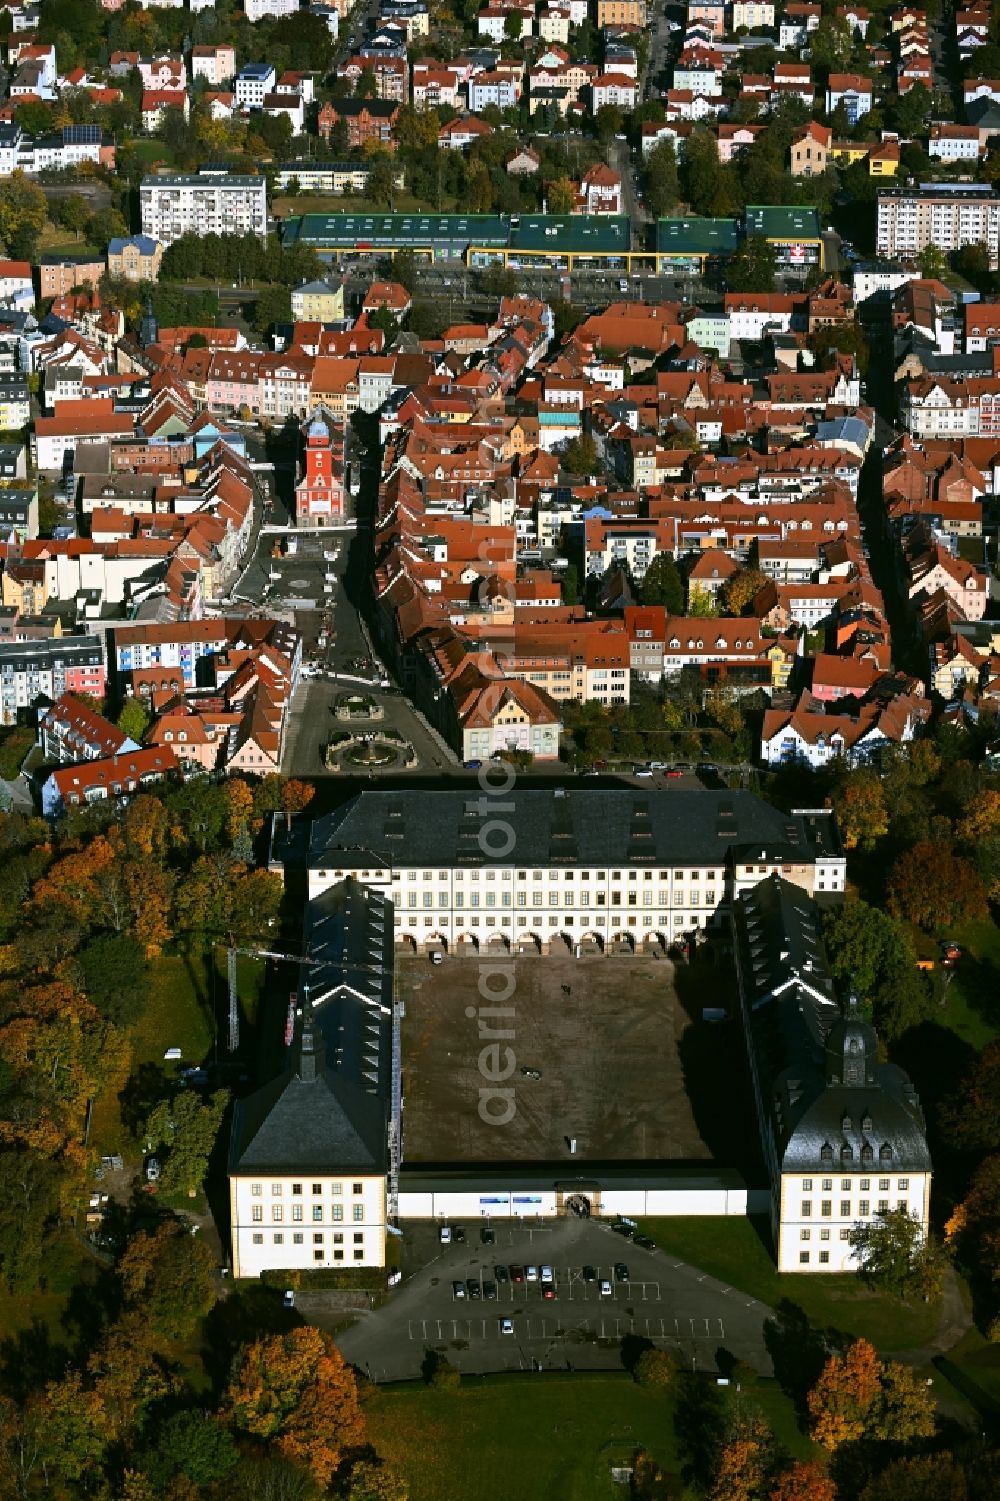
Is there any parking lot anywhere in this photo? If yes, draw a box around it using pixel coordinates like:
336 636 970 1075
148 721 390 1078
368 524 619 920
332 1216 775 1380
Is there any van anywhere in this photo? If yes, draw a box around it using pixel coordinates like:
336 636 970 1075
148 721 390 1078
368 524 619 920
430 951 444 965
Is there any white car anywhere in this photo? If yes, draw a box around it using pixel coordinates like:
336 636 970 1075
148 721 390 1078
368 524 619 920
599 1279 612 1296
540 1265 554 1282
439 1226 452 1244
526 1264 539 1281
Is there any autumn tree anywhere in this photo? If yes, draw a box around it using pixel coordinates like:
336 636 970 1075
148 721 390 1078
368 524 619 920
708 1408 774 1501
848 1208 944 1301
143 1088 229 1197
887 841 988 931
858 1453 968 1501
769 1461 837 1501
724 567 767 615
948 1153 1000 1280
226 1326 366 1488
346 1458 410 1501
834 770 889 852
0 171 47 258
633 1347 676 1388
86 1314 177 1439
118 1220 216 1340
547 176 577 214
38 1370 108 1493
807 1339 935 1452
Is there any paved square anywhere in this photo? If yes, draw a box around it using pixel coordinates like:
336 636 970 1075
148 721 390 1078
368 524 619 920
399 952 720 1163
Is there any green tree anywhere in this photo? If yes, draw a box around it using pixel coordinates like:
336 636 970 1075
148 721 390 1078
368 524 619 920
0 172 47 259
367 153 397 210
917 243 947 278
503 8 523 40
118 1219 216 1339
644 138 679 218
86 207 129 252
74 932 149 1027
561 433 599 475
595 104 625 142
639 553 684 612
117 698 150 745
848 1209 945 1301
393 248 418 293
143 1088 230 1196
728 237 777 294
822 901 916 1003
148 1410 239 1490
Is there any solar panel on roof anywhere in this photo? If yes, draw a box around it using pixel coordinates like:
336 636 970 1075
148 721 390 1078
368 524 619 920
63 123 101 144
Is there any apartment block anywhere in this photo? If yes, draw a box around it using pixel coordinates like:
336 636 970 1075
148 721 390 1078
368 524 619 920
140 168 268 246
877 184 1000 270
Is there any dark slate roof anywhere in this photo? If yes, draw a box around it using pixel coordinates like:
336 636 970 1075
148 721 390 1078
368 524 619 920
734 876 931 1175
307 789 842 870
229 878 393 1177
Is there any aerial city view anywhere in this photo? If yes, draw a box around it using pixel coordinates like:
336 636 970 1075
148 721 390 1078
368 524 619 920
5 0 1000 1496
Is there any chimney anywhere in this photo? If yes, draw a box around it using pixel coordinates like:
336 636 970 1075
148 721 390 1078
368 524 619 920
298 1017 322 1082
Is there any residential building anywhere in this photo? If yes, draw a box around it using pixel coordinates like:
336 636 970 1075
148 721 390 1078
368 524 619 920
191 44 236 86
0 635 106 726
322 97 401 148
39 255 106 298
235 62 277 110
877 184 1000 270
42 745 179 817
825 73 873 122
38 691 137 764
107 235 163 282
734 875 931 1273
140 169 268 246
790 121 831 177
290 279 346 322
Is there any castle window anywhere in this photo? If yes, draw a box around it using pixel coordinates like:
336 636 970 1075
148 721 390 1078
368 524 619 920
879 1143 893 1164
820 1143 833 1166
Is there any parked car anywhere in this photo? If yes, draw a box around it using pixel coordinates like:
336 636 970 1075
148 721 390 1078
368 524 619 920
542 1283 555 1300
145 1157 160 1183
615 1263 630 1282
452 1281 465 1298
466 1278 481 1299
453 1226 465 1243
599 1278 613 1296
510 1265 525 1282
439 1226 452 1244
526 1265 538 1281
582 1264 597 1282
540 1265 554 1282
495 1264 509 1282
500 1317 514 1335
283 1289 295 1309
480 1226 496 1245
483 1280 497 1300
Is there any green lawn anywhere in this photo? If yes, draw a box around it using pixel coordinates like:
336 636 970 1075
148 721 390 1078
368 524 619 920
273 190 457 217
938 917 1000 1047
364 1372 811 1501
638 1218 940 1351
934 1326 1000 1419
126 138 175 166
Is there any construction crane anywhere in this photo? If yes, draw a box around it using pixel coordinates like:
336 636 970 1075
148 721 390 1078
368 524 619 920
221 938 404 1226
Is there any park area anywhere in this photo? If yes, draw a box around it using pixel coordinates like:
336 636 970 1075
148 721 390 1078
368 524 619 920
364 1370 810 1501
397 951 755 1166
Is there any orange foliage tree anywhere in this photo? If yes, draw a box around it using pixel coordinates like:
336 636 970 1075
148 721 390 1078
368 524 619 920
808 1339 882 1451
887 841 988 932
226 1326 365 1488
807 1338 935 1452
708 1410 774 1501
769 1461 837 1501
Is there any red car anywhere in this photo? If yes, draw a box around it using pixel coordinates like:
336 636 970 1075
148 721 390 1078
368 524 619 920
542 1284 555 1300
510 1265 525 1283
666 769 684 778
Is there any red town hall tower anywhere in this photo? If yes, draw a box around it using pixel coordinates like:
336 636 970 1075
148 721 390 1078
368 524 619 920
295 412 344 526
